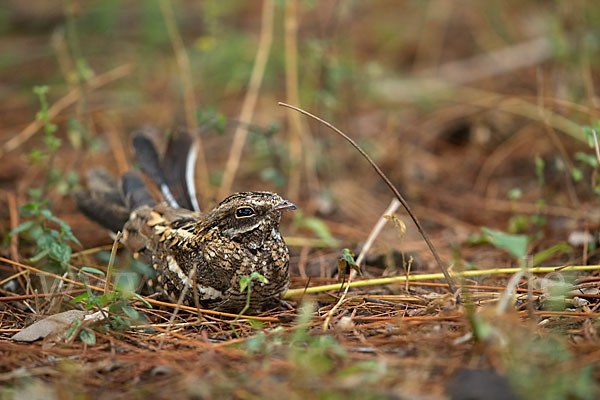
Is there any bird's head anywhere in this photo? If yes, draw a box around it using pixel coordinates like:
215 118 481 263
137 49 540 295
206 192 296 240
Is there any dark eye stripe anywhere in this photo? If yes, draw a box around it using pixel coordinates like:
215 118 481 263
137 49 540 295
235 207 255 218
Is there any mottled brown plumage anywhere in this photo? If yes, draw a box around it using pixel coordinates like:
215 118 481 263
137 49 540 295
123 192 296 313
76 132 296 314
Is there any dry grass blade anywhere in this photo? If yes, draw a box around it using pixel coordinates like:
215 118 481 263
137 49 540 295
356 198 401 266
592 129 600 165
158 0 209 200
6 192 19 265
103 231 121 294
284 0 302 201
278 102 458 295
219 0 275 199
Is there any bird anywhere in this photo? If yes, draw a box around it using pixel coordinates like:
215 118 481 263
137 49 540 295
75 131 296 313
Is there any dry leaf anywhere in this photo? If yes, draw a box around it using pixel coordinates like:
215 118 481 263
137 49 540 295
11 310 87 342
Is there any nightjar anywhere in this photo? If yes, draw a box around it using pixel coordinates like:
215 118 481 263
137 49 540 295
76 131 296 313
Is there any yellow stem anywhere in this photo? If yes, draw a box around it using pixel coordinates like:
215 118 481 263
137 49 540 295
282 265 600 299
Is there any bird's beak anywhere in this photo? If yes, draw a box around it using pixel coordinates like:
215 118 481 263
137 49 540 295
274 200 297 211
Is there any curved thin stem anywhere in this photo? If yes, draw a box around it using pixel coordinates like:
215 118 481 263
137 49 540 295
278 102 458 295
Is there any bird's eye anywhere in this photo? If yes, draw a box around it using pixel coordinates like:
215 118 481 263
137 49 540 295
235 207 255 218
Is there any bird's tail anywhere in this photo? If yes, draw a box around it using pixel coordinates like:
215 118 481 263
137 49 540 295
75 130 200 232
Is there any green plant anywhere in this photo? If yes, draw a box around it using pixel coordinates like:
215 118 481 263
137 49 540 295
28 85 80 198
289 302 346 376
479 227 571 268
7 84 87 270
71 266 151 334
196 107 227 134
336 248 361 284
244 302 347 375
29 85 61 195
9 202 80 271
574 123 600 197
503 328 596 400
230 272 269 337
238 272 268 315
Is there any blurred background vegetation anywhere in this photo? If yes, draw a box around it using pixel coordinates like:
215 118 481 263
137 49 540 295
2 1 599 244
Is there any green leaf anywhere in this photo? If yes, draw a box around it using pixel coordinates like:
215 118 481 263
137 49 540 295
28 148 46 164
535 156 545 186
533 242 572 266
530 214 546 227
9 220 35 236
507 215 528 234
196 107 227 134
50 241 71 264
250 271 268 284
79 329 96 345
27 188 42 200
71 292 90 303
465 232 488 246
575 151 598 167
76 58 95 81
64 231 81 247
27 225 43 242
98 292 118 306
471 313 494 341
481 227 529 260
21 202 40 212
571 167 583 182
35 232 54 249
338 248 362 277
109 315 131 330
84 301 97 310
122 305 140 320
39 208 53 219
341 248 357 266
28 249 49 262
134 294 152 308
80 266 105 276
33 85 49 96
536 198 546 208
66 319 82 341
115 274 137 297
508 188 522 200
239 276 251 293
129 258 154 276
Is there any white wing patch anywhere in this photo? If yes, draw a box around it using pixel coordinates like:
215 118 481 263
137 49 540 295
166 256 222 300
196 284 223 300
167 256 189 286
